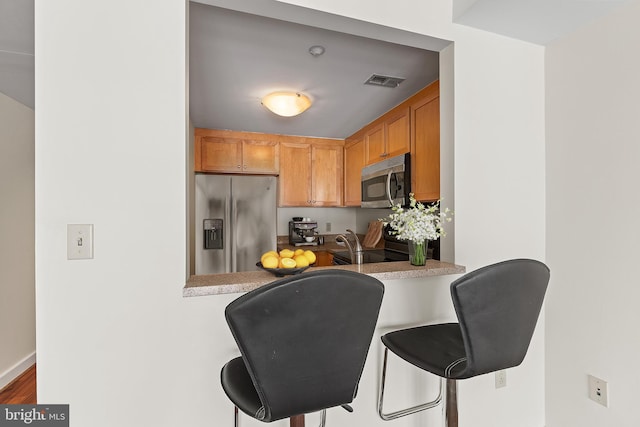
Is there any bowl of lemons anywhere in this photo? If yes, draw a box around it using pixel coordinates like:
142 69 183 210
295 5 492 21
257 248 317 277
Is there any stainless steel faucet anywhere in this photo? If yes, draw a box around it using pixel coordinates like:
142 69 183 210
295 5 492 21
336 229 363 265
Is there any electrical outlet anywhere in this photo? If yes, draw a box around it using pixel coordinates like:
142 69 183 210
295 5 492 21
588 374 608 407
326 222 332 232
495 370 507 388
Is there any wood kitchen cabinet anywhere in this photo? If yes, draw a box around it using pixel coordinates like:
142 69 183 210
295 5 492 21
364 123 384 165
279 142 312 206
344 136 365 206
344 80 440 204
194 129 279 174
410 82 440 202
197 136 239 172
279 140 343 207
364 107 410 165
314 251 334 267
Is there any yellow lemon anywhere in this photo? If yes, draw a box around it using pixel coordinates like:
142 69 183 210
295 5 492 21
280 257 297 269
294 255 310 268
279 249 295 259
303 250 316 265
294 248 305 257
261 250 279 264
262 255 279 269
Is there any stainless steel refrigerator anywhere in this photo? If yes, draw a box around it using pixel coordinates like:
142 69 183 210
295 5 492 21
195 174 277 274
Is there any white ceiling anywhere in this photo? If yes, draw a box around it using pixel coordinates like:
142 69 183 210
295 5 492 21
189 3 439 139
454 0 630 45
0 0 632 135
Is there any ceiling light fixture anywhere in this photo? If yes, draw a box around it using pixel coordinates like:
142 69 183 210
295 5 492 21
261 92 312 117
308 45 325 57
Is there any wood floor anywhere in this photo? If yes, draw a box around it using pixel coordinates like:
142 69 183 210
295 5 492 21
0 364 36 404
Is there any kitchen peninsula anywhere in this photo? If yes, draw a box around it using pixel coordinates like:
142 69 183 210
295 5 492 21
184 260 465 296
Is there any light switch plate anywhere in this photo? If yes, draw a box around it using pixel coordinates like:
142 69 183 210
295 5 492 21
67 224 93 260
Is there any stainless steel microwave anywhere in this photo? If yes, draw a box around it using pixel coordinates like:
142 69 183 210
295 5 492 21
361 153 411 208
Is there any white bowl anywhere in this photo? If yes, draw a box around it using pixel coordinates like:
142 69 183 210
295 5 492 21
305 236 314 242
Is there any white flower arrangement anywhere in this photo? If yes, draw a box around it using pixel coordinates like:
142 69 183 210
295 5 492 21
381 193 452 242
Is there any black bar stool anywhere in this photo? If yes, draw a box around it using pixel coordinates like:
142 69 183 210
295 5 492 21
377 259 550 426
221 269 385 427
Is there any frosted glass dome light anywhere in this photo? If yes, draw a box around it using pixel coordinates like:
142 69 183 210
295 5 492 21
261 92 312 117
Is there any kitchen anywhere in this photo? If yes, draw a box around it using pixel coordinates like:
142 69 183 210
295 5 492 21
188 3 453 278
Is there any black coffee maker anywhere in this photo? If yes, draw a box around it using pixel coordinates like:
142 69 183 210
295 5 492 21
288 219 318 246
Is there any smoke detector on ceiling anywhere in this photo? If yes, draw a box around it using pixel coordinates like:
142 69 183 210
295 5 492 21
364 74 405 88
308 45 325 57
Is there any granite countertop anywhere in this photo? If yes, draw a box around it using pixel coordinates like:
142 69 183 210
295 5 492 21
183 260 466 297
277 242 348 253
276 234 382 253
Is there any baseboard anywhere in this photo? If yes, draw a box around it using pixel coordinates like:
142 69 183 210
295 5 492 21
0 352 36 391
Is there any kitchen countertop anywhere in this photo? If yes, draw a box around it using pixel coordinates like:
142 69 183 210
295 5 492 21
276 234 382 253
183 260 466 297
277 242 348 253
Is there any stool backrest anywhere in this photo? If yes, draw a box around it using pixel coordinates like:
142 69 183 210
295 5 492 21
225 269 385 422
451 259 549 377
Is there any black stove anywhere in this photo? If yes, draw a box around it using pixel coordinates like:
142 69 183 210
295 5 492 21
331 248 408 265
332 226 440 265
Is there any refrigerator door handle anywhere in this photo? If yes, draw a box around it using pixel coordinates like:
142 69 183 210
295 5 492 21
225 194 232 273
231 196 237 273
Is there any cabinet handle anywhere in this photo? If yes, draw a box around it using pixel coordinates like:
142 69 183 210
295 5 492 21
380 152 387 158
237 165 241 168
243 165 247 169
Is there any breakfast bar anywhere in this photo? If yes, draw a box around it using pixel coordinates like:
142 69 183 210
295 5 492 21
184 259 466 427
183 260 465 296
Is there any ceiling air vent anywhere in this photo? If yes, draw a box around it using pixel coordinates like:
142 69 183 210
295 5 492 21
364 74 405 88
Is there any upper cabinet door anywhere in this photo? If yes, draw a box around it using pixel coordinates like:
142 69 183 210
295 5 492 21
311 144 343 206
241 139 279 174
384 107 410 159
344 137 365 206
411 89 440 202
198 136 243 173
364 123 385 165
279 142 312 206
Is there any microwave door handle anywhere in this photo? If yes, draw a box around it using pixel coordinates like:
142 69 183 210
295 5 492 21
390 172 400 199
386 171 393 206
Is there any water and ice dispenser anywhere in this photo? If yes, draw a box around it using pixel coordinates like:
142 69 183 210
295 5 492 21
203 219 223 249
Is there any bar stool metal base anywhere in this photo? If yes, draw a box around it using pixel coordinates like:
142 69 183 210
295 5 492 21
444 379 458 427
378 348 444 427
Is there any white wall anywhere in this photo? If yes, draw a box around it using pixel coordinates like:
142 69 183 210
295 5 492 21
35 1 546 426
34 1 192 425
451 23 546 426
545 1 640 425
0 92 35 389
